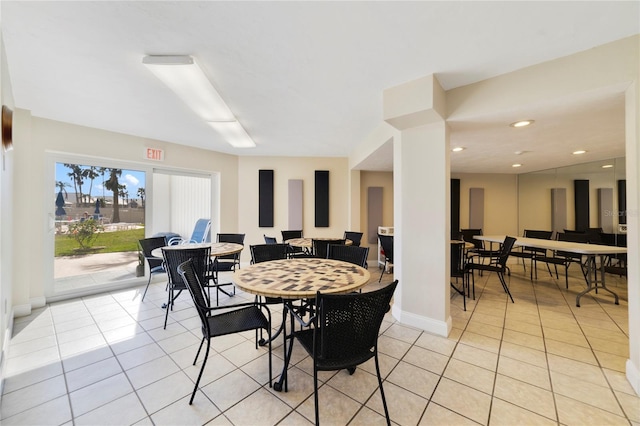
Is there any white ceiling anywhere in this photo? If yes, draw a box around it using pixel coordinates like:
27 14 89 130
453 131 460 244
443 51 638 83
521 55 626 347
2 1 638 173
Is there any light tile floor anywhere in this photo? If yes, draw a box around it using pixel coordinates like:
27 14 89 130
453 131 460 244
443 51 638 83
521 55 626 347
1 261 638 425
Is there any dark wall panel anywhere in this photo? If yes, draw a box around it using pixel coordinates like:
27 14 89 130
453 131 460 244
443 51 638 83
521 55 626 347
450 179 460 239
618 179 627 225
574 179 590 232
258 170 274 227
315 170 329 227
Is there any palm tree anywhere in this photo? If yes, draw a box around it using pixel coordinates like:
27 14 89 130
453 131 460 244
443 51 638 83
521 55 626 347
64 163 84 206
55 181 70 199
83 166 100 204
104 168 122 223
137 187 145 208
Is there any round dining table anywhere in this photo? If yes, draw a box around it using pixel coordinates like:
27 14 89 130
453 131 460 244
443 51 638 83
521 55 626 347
151 241 243 259
284 237 352 249
233 257 371 391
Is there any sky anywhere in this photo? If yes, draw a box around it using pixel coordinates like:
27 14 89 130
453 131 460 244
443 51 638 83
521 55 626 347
55 162 146 202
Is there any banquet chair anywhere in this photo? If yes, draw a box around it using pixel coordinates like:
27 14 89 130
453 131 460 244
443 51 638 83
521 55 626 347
343 231 363 247
312 238 345 259
138 236 167 301
450 241 466 311
206 233 244 305
161 246 211 329
537 232 589 289
378 234 394 282
293 280 398 425
509 230 552 279
250 243 289 344
281 229 305 258
327 244 369 268
459 228 498 267
465 236 516 302
177 259 272 405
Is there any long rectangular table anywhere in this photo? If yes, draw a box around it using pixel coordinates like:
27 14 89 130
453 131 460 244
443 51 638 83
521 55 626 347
476 235 627 307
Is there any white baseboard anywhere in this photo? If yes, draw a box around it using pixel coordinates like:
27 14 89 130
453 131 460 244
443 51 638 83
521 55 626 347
30 296 46 310
0 311 15 399
391 305 451 337
12 303 32 318
626 359 640 396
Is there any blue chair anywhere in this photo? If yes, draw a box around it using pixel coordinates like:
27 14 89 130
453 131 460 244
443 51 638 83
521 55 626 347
168 219 211 245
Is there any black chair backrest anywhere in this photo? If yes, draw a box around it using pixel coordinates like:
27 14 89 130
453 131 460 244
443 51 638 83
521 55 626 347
459 229 484 250
250 244 288 264
450 242 465 278
264 235 277 244
312 239 345 259
314 280 398 361
585 228 603 244
496 236 517 269
139 236 166 258
343 231 363 247
524 230 552 240
378 234 394 263
162 246 211 289
177 259 209 329
601 233 627 247
327 245 369 268
216 233 245 260
557 232 587 259
281 230 303 242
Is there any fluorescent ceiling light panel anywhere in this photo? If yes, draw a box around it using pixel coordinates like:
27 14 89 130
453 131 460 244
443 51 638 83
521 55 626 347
143 55 234 121
207 121 256 148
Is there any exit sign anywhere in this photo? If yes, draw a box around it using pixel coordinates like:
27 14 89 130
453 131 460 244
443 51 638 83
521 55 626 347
145 147 164 161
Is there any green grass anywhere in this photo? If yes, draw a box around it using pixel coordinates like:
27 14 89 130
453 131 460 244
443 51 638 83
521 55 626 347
55 228 145 257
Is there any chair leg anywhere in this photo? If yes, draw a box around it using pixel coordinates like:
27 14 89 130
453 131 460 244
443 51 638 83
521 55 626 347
141 274 152 301
163 289 172 329
374 352 391 426
313 365 320 425
190 337 211 405
498 272 514 303
378 260 386 283
193 336 206 365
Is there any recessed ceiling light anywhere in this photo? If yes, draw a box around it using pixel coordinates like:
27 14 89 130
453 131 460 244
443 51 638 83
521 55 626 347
510 120 534 128
452 147 465 152
512 163 522 168
602 164 614 169
573 150 587 155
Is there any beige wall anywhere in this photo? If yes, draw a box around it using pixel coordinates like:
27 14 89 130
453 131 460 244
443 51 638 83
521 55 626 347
12 114 239 312
518 162 625 235
359 171 394 258
452 173 518 236
237 156 350 263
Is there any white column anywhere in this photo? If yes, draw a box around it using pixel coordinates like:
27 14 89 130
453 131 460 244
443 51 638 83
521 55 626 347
625 80 640 395
384 75 451 336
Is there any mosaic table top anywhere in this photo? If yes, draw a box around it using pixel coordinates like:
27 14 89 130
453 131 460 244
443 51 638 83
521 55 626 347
233 258 370 299
151 242 243 258
285 238 352 248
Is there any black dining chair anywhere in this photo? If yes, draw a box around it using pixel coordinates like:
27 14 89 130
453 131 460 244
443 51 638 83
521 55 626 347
177 259 272 405
293 280 398 425
327 244 369 268
281 230 305 258
138 236 167 301
207 233 244 305
378 234 394 282
537 232 589 289
250 243 289 344
343 231 363 247
465 236 516 303
450 241 466 311
312 238 345 259
161 246 211 329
